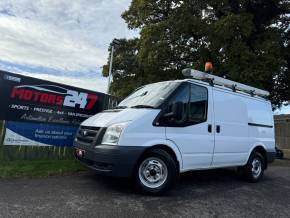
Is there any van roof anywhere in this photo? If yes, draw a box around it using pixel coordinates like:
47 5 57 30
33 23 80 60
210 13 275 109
158 78 270 102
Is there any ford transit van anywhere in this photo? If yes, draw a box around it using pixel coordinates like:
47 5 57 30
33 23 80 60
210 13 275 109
74 69 276 194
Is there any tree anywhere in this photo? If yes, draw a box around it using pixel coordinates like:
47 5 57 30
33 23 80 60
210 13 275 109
105 0 290 107
102 38 143 97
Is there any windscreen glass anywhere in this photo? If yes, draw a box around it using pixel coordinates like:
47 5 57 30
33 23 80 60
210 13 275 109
117 81 180 109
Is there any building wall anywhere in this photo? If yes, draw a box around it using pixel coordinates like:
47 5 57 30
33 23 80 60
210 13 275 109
275 115 290 150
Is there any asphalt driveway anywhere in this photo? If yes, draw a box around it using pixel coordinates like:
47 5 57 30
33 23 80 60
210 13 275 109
1 162 290 218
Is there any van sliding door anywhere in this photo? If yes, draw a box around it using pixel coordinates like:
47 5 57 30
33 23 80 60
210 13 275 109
212 88 249 167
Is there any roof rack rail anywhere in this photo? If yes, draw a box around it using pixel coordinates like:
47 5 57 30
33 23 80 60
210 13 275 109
182 68 269 98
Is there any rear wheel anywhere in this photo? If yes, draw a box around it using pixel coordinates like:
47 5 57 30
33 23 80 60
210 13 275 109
240 151 265 182
134 149 178 194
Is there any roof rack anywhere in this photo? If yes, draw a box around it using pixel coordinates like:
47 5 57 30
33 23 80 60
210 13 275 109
182 68 270 98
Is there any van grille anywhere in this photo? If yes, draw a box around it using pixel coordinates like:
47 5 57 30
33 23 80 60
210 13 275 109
76 126 102 146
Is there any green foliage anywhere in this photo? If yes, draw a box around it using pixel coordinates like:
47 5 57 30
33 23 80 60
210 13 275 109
102 64 109 77
106 0 290 107
105 38 145 97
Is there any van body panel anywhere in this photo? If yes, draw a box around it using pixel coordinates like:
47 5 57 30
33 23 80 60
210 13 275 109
81 108 154 127
247 100 275 153
118 109 164 146
212 87 275 167
118 110 184 170
165 83 215 170
212 88 249 167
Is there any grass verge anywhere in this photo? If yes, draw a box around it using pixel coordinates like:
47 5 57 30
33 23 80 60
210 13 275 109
0 160 87 178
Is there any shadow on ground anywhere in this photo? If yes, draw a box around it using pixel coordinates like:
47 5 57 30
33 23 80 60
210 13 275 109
84 168 249 197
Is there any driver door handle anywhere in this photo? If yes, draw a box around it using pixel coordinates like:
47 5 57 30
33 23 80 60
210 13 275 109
208 124 212 133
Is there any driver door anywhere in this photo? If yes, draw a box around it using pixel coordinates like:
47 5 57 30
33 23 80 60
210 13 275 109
165 82 215 170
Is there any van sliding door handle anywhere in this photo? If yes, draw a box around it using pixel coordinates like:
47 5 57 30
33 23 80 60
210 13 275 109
216 125 221 133
208 124 212 133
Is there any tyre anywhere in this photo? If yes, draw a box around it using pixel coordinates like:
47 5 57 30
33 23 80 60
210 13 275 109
133 149 178 195
240 151 265 183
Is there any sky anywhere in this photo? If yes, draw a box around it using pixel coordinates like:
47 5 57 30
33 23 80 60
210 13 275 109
0 0 137 93
276 105 290 115
0 0 289 114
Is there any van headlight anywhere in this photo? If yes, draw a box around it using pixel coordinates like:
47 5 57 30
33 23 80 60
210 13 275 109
101 122 129 145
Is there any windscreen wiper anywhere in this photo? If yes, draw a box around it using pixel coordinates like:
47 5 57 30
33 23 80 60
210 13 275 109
114 106 128 109
131 105 155 109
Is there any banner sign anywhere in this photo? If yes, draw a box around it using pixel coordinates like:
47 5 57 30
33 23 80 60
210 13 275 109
0 71 106 126
4 121 78 147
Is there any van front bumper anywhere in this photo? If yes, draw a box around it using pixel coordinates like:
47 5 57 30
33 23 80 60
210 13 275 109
74 143 146 177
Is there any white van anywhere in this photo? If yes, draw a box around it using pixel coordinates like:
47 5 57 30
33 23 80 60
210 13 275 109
74 69 276 194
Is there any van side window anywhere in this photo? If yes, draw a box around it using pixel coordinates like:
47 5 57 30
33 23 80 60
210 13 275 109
166 83 190 125
189 84 208 124
158 82 208 127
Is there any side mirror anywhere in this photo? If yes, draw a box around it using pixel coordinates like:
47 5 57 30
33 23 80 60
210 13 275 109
164 101 183 120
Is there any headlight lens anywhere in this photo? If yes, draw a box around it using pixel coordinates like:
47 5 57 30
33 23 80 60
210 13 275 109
101 122 129 145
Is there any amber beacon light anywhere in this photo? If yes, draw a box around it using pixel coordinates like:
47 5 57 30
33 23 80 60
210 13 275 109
205 62 213 74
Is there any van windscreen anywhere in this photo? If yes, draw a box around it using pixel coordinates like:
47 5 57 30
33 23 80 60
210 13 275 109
117 81 180 109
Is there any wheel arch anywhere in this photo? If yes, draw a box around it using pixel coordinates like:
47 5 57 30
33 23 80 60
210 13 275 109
248 144 268 169
138 144 182 173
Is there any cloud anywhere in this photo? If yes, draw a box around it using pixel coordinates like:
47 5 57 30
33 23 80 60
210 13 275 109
0 15 104 72
23 73 108 94
0 0 138 92
0 61 107 93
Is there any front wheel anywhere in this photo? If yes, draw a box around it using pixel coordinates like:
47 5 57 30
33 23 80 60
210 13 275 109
133 149 178 194
239 151 265 182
